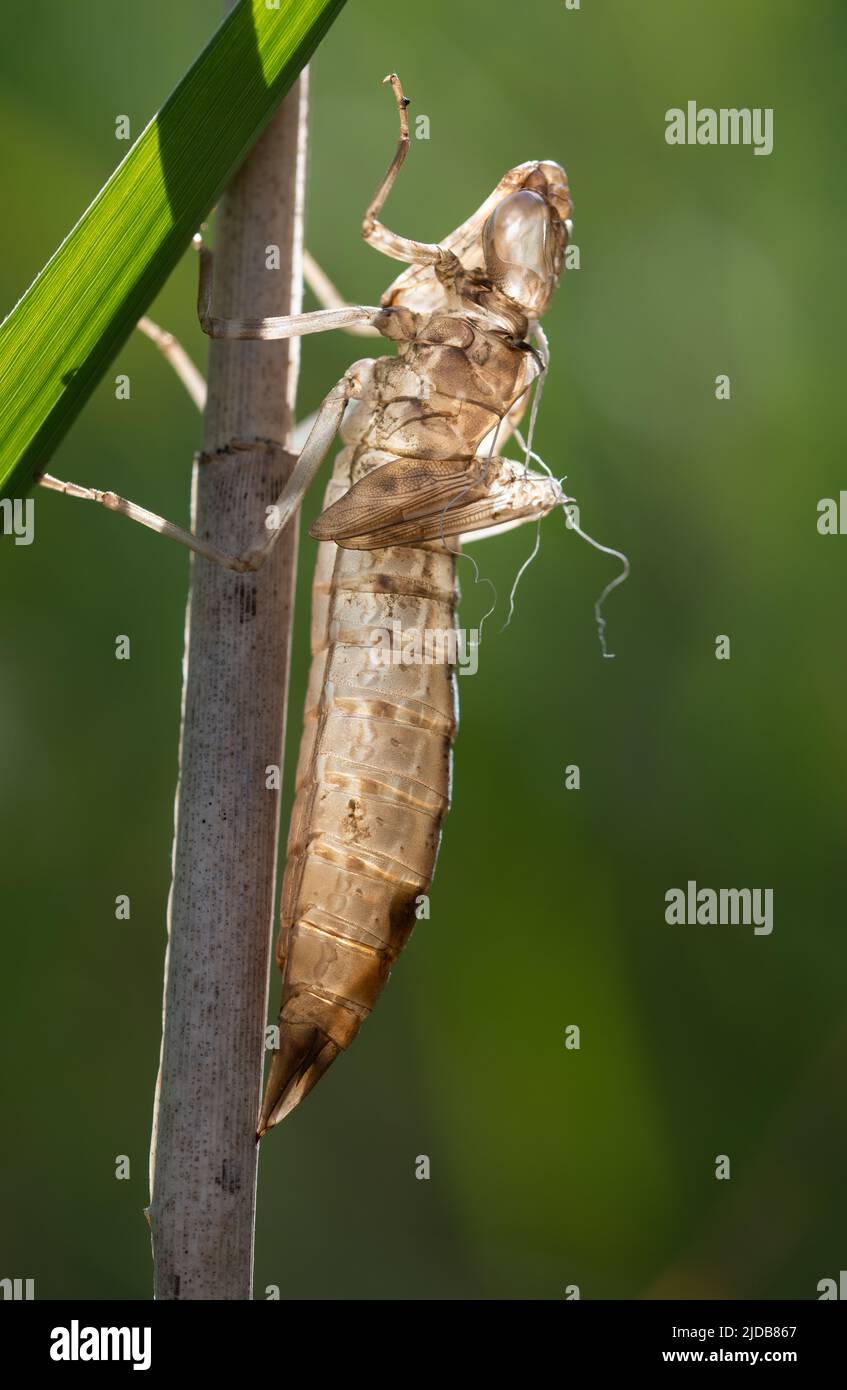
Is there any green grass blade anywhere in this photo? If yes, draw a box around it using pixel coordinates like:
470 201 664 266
0 0 346 500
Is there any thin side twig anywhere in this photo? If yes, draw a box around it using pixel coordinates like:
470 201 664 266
147 58 309 1300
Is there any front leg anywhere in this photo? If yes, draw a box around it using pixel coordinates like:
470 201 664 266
361 74 451 270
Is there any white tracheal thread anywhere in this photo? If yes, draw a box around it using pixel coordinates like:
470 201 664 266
500 319 631 657
433 328 630 655
500 338 549 632
501 521 542 635
450 361 547 642
517 322 631 658
436 424 500 644
442 509 497 644
511 423 630 659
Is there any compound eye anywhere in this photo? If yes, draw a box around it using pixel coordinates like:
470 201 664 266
483 191 549 275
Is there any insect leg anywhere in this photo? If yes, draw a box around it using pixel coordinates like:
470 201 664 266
36 468 245 568
136 316 207 410
186 214 379 337
38 372 359 572
360 74 444 269
195 234 379 339
139 249 365 414
302 250 380 338
231 371 359 571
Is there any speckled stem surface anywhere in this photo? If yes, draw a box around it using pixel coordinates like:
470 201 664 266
148 59 309 1300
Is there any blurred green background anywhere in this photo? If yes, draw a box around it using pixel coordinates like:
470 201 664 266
1 0 845 1300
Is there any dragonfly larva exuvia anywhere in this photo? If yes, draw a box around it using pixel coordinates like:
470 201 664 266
40 74 627 1134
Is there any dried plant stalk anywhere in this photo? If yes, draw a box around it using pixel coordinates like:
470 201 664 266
147 63 309 1301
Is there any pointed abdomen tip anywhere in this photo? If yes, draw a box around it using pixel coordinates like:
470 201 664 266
258 1023 342 1134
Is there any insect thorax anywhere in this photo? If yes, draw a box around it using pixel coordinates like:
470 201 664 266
338 309 536 478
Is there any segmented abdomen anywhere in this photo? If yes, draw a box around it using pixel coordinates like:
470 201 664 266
260 443 458 1127
260 321 530 1131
